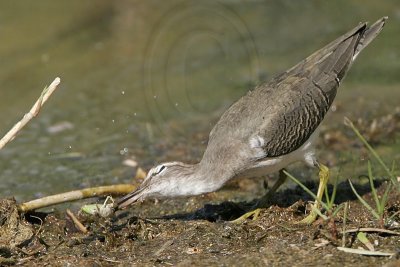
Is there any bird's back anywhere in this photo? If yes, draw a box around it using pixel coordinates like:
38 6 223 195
202 17 387 172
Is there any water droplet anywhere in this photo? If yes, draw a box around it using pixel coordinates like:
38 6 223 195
120 147 129 155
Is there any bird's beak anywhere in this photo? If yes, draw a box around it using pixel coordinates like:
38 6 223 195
117 183 148 209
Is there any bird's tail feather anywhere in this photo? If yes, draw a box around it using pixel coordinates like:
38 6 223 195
353 16 388 60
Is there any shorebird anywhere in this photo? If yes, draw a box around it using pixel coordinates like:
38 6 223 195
118 17 387 223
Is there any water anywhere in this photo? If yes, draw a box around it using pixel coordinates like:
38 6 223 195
0 1 399 201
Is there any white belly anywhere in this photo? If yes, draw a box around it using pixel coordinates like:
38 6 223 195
236 129 319 179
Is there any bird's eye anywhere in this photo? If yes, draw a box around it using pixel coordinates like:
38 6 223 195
154 165 166 175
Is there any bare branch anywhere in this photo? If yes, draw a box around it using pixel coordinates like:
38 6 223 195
0 77 61 150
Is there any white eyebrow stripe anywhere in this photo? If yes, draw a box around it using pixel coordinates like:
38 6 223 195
153 164 167 176
156 165 166 173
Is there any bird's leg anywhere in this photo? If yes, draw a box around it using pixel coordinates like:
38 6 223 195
298 163 330 224
256 169 287 208
231 169 287 223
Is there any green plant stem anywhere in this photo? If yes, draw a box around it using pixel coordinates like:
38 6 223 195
284 170 329 211
344 117 397 185
348 179 380 220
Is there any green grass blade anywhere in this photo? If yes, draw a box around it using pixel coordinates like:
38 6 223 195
357 232 374 251
368 161 381 211
312 206 328 220
348 179 380 220
284 170 329 210
344 118 396 184
380 182 392 216
330 175 338 207
324 184 331 207
332 203 344 217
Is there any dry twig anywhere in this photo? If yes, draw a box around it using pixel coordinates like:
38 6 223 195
66 209 88 233
0 77 61 150
18 184 136 212
344 227 400 235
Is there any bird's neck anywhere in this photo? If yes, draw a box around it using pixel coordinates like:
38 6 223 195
174 162 231 196
193 161 233 194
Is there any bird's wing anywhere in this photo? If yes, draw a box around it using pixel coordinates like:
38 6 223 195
207 18 386 161
250 18 387 158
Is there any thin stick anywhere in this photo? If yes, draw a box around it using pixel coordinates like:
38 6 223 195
343 227 400 235
17 184 137 212
342 202 348 247
66 209 88 234
0 77 61 150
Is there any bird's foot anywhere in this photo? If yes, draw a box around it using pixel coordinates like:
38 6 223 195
297 209 318 225
230 208 261 224
231 170 288 224
297 163 330 225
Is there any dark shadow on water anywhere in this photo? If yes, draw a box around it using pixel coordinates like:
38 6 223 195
158 179 384 222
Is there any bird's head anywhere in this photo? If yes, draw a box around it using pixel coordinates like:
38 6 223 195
117 162 199 209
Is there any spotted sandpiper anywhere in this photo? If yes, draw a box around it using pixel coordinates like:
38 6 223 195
118 17 387 223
